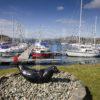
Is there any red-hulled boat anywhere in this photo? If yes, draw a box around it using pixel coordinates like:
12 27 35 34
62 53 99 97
32 52 53 59
31 41 53 59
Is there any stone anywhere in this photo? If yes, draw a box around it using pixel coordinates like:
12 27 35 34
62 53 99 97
0 72 86 100
69 85 86 100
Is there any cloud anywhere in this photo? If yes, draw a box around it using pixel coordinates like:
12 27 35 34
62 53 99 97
84 0 100 9
57 6 64 11
56 18 80 24
0 19 12 25
2 11 17 16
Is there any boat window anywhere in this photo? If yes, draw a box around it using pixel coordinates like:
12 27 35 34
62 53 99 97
86 50 92 52
81 46 85 48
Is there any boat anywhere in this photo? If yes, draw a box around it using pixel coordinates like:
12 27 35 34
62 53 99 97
66 0 100 57
31 40 53 59
0 42 28 57
66 45 100 57
8 43 28 53
0 17 28 57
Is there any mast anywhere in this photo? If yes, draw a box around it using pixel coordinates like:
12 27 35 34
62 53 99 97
94 16 97 46
0 25 3 42
38 25 42 43
12 16 15 43
78 0 83 44
16 22 24 43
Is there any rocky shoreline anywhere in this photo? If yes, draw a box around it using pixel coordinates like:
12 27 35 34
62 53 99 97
0 72 86 100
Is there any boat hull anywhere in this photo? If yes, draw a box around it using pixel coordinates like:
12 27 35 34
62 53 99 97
66 50 100 57
32 53 53 59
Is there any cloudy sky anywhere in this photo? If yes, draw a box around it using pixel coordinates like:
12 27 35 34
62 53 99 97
0 0 100 39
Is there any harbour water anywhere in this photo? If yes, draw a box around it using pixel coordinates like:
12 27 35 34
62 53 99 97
0 43 100 69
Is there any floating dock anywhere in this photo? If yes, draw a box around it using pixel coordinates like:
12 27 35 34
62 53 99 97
0 57 64 65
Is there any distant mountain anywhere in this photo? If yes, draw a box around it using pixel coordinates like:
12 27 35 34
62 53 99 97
42 36 100 44
58 36 100 44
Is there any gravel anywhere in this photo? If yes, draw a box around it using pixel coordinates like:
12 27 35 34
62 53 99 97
0 71 86 100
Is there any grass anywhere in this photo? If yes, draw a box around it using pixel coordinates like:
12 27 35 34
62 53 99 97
59 64 100 100
0 68 19 76
0 64 100 100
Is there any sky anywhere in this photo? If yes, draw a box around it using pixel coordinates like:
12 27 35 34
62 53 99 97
0 0 100 39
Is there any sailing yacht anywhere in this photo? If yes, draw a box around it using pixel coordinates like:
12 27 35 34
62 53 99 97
0 18 28 57
66 0 100 57
66 45 100 57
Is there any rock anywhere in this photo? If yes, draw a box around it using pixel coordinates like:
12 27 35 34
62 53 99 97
0 72 86 100
69 86 86 100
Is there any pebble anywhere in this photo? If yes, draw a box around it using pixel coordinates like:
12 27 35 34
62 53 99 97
0 72 86 100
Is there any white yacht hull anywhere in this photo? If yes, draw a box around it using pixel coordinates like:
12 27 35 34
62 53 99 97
66 50 100 57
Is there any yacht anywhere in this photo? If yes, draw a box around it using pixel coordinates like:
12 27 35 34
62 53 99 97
66 0 100 57
66 45 100 57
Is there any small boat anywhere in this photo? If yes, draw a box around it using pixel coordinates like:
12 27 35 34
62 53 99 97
0 42 28 57
31 41 53 59
0 42 11 53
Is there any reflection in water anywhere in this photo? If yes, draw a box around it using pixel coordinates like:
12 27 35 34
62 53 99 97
60 56 100 65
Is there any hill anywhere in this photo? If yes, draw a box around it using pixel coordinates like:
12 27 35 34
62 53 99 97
0 35 12 42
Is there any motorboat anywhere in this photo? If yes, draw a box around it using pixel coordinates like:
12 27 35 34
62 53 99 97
31 41 53 59
0 42 28 57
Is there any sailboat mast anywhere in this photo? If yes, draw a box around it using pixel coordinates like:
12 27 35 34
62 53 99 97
0 25 3 42
12 16 15 43
94 16 97 46
38 25 42 43
78 0 82 44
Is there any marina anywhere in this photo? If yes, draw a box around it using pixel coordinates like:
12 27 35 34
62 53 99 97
0 37 100 69
0 0 100 68
0 0 100 100
0 38 100 67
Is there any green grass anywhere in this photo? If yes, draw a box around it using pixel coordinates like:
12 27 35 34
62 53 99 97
59 64 100 100
0 64 100 100
0 68 19 76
